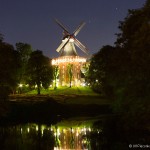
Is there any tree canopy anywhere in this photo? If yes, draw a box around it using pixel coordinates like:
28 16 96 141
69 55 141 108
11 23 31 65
88 0 150 135
116 0 150 98
16 42 33 85
0 37 19 99
26 50 53 94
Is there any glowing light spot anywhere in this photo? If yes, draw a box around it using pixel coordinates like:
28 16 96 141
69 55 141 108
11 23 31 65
19 84 23 87
36 126 38 131
76 132 79 136
21 128 22 134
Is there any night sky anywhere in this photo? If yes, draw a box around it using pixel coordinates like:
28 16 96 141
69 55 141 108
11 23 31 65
0 0 146 58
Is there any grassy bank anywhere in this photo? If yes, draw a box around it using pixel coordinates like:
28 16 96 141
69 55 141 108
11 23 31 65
9 87 110 105
26 86 99 95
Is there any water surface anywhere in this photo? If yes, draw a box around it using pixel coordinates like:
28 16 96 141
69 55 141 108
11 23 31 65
0 123 102 150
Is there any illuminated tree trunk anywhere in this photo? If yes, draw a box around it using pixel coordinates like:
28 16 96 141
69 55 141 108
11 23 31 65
68 64 73 88
53 66 59 90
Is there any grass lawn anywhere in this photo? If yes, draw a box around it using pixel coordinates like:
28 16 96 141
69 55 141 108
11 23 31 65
27 86 99 95
9 86 111 106
24 86 110 105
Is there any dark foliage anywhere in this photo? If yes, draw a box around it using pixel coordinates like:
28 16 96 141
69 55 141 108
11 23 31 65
26 50 53 94
88 0 150 144
0 37 20 99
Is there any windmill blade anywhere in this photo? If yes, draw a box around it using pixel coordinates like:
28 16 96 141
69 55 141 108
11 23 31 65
56 38 70 52
54 19 70 35
73 22 86 36
56 41 66 52
74 38 88 55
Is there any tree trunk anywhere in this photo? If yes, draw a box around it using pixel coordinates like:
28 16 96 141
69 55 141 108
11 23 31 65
69 80 72 88
37 85 40 95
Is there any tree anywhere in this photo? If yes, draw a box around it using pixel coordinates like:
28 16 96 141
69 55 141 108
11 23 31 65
81 62 90 83
0 33 4 42
67 64 73 88
0 36 19 99
88 45 116 95
26 50 53 94
87 0 150 143
112 0 150 138
115 0 150 99
16 42 33 85
53 66 59 90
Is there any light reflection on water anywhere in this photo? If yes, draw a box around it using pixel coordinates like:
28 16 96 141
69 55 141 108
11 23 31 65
0 123 102 150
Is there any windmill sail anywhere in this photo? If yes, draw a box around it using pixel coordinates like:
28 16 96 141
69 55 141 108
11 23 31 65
73 22 86 36
55 19 70 35
56 38 69 52
74 38 88 55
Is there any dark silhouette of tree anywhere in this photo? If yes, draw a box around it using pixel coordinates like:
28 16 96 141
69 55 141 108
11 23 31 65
88 45 116 95
88 1 150 142
115 0 150 101
16 42 33 85
113 0 150 133
26 50 53 94
0 33 4 42
0 35 19 99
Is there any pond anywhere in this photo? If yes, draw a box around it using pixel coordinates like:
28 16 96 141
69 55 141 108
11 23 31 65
0 100 145 149
0 99 114 149
0 122 102 150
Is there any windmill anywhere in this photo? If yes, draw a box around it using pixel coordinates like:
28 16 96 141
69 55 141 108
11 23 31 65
55 19 88 56
52 19 89 87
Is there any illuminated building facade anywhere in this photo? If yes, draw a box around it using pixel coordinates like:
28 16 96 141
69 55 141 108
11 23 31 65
52 56 86 86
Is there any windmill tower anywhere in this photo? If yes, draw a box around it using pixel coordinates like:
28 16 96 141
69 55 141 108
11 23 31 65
52 19 88 87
